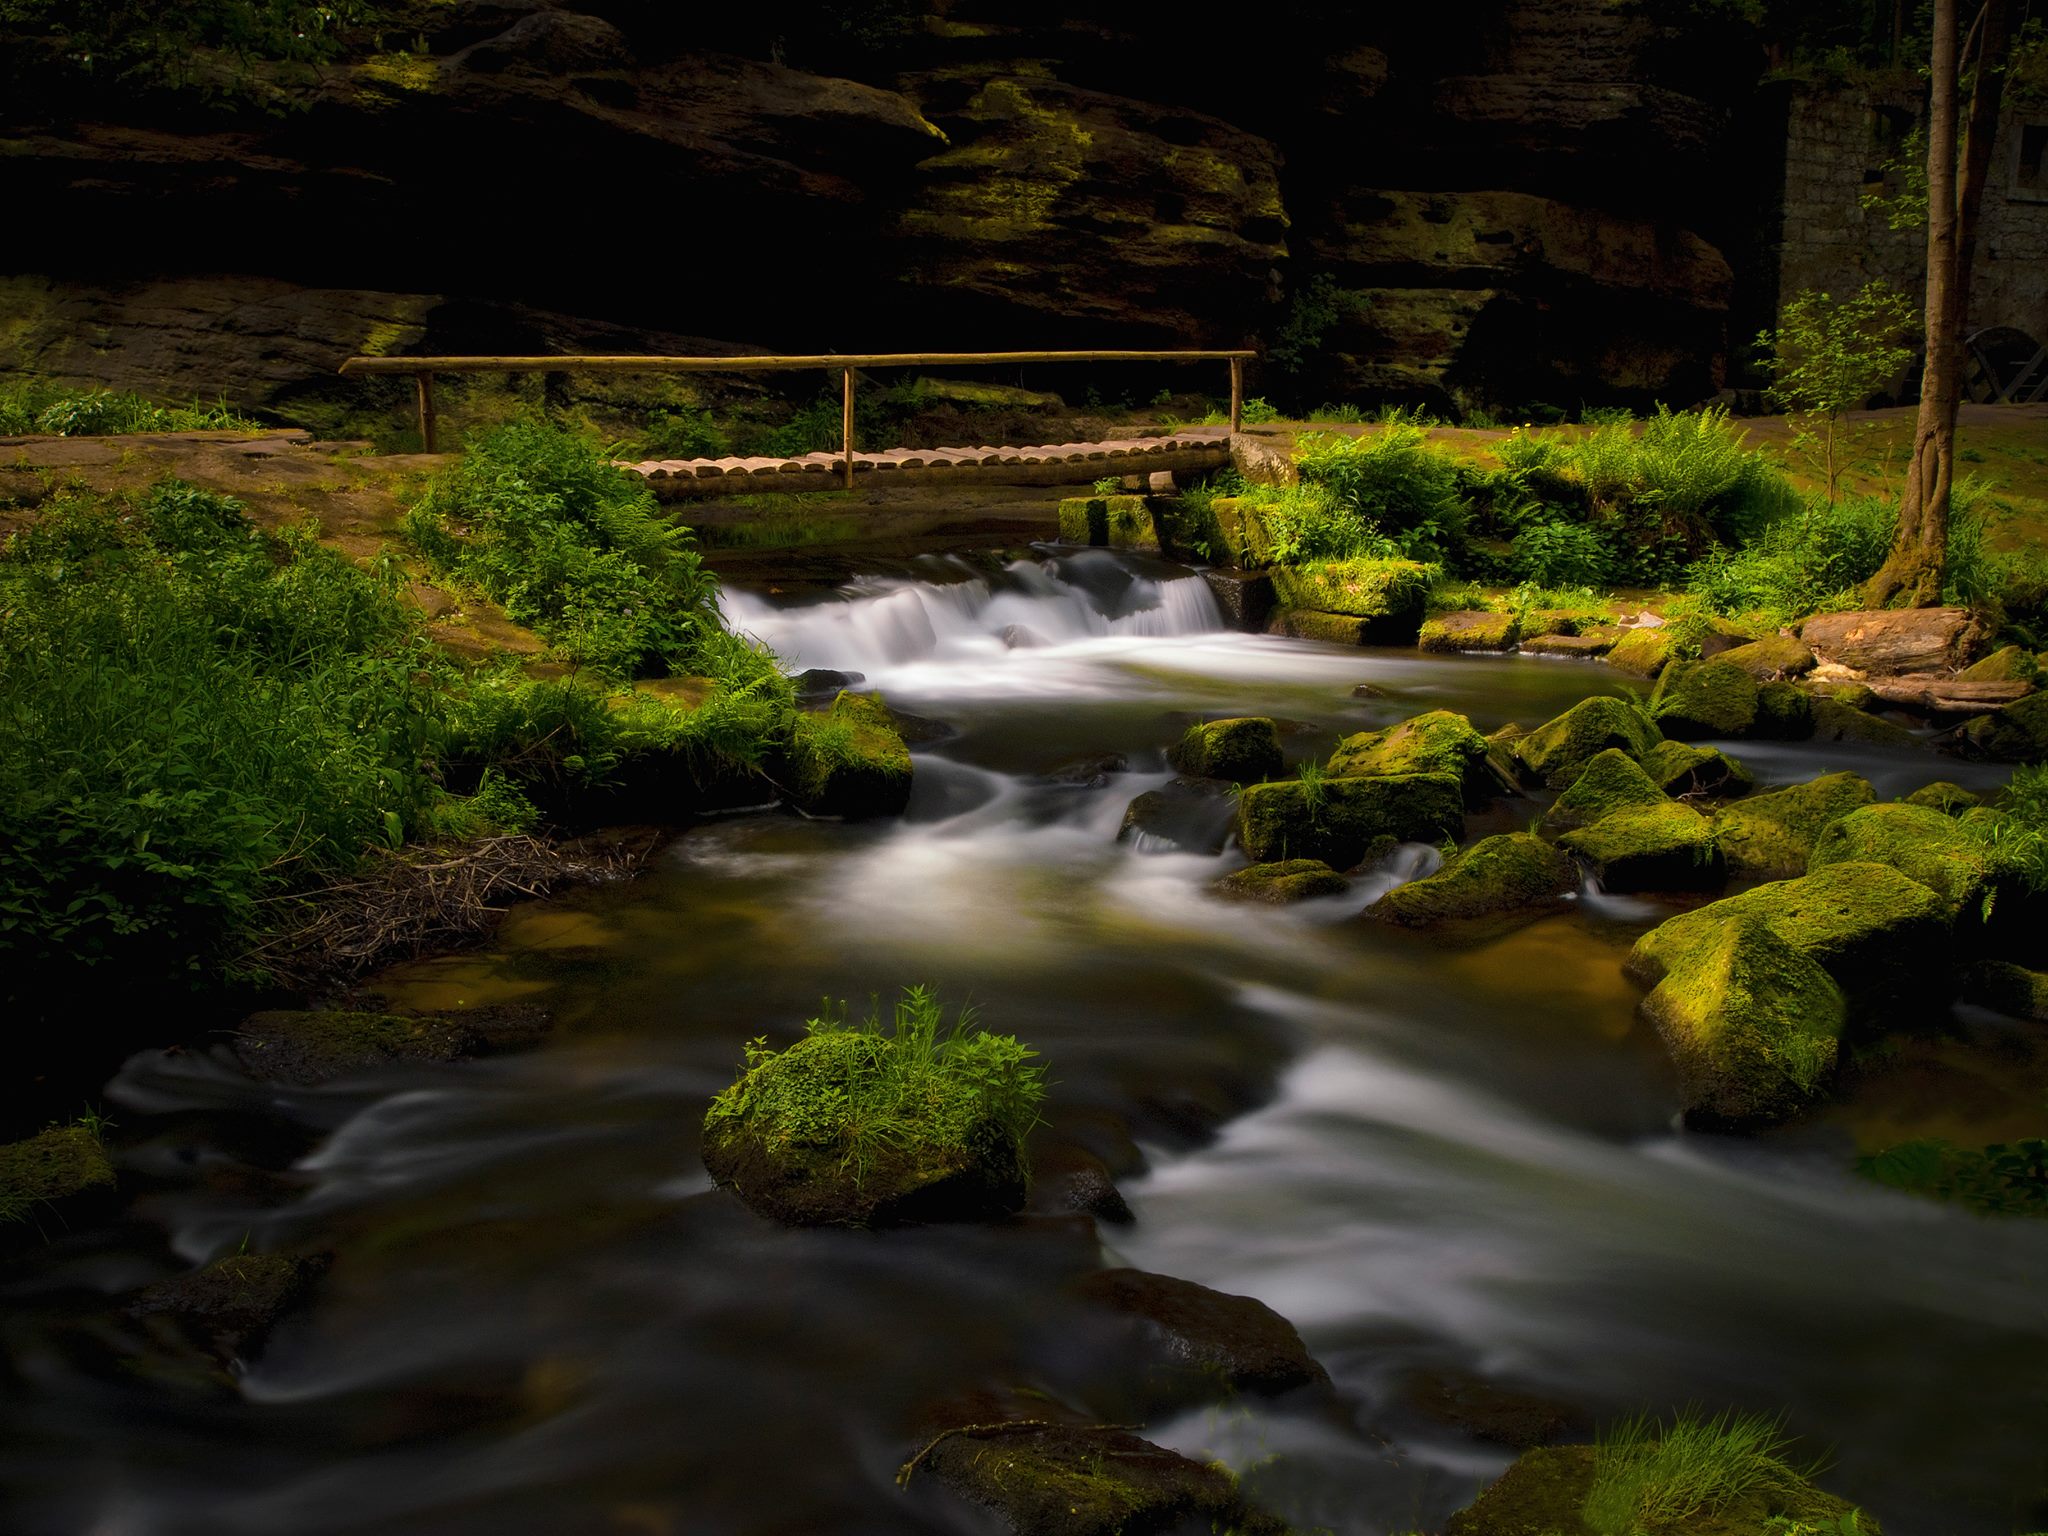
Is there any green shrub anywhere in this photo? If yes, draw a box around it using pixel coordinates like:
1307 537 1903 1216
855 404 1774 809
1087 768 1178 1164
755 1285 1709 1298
1294 426 1467 562
405 420 721 678
0 381 260 436
1237 481 1397 564
1510 519 1611 587
1859 1137 2048 1216
631 406 730 461
1581 1409 1825 1536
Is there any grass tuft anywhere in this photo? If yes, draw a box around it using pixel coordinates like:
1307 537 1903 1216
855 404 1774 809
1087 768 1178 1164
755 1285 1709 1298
1582 1408 1821 1536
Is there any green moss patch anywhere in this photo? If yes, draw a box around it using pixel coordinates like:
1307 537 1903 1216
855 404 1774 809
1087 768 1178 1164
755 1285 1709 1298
1903 780 1982 814
1650 659 1758 739
1420 610 1519 653
1370 833 1575 926
1541 749 1669 834
1958 644 2040 683
1056 495 1156 550
1713 634 1817 680
1807 803 1996 917
1513 696 1663 788
1328 708 1509 805
1236 771 1463 868
1213 859 1349 903
1168 717 1281 785
1604 627 1673 678
1267 608 1373 645
0 1125 115 1226
1640 740 1754 799
1711 771 1876 881
788 691 913 819
1753 681 1816 740
1267 559 1429 639
1808 697 1919 748
1557 801 1722 893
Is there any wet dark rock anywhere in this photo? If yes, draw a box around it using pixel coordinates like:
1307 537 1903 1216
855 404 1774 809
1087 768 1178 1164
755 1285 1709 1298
884 706 959 746
792 667 865 699
126 1252 328 1372
1963 959 2048 1021
1237 771 1465 868
0 1126 116 1254
1401 1367 1589 1449
1040 753 1130 788
1214 859 1350 904
1200 568 1276 632
1167 717 1282 786
231 1005 550 1086
1028 1143 1133 1224
1117 776 1239 855
1370 833 1574 925
1351 682 1392 699
1000 624 1050 650
1072 1268 1331 1400
1961 691 2048 761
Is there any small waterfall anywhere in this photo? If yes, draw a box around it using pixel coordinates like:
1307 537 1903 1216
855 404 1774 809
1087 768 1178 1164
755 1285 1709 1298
720 549 1224 677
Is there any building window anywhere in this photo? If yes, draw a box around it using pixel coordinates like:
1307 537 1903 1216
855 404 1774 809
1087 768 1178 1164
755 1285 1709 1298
2016 123 2048 200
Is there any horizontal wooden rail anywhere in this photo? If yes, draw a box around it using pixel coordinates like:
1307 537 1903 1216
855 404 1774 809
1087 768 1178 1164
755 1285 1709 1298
337 348 1255 471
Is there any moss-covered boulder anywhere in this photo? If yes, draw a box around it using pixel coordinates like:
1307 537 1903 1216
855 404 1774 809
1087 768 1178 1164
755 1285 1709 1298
1963 959 2048 1021
1267 559 1429 641
231 1006 549 1086
1512 696 1662 788
1903 780 1982 813
1445 1439 1876 1536
1711 770 1877 880
1649 658 1758 739
1167 717 1281 785
1539 749 1669 834
1807 803 1996 919
1196 496 1283 568
1714 633 1818 680
1369 833 1575 925
1961 690 2048 761
1603 626 1673 678
788 691 913 818
0 1126 116 1246
1522 629 1619 658
1808 696 1919 748
1328 708 1512 806
1267 608 1375 645
700 993 1039 1228
1236 771 1463 867
126 1252 328 1372
1419 610 1519 653
1057 494 1157 550
1640 740 1754 799
1628 861 1952 1018
1557 801 1722 892
1958 644 2040 683
1753 679 1816 739
1213 859 1349 903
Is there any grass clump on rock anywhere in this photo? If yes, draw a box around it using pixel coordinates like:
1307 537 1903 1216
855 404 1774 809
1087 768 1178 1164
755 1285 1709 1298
787 691 913 818
702 986 1044 1228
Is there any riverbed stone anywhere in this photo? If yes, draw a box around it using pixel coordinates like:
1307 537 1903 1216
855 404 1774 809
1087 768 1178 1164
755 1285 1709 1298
1328 708 1513 805
788 691 913 818
1754 679 1816 739
1963 959 2048 1021
1236 771 1463 867
1419 609 1518 653
1118 777 1239 854
1511 696 1662 788
1539 749 1669 834
1400 1369 1588 1450
1961 690 2048 761
1072 1267 1332 1399
1903 780 1982 813
1713 633 1818 680
230 1005 549 1085
1628 861 1952 1020
1521 629 1618 658
1808 696 1919 748
1649 658 1757 739
1213 859 1350 903
1267 558 1429 641
1557 800 1722 892
1267 607 1379 645
0 1126 116 1248
126 1252 328 1371
1711 770 1877 881
1198 568 1275 631
1639 739 1754 799
1603 626 1673 678
1369 833 1575 925
1807 803 1997 920
1168 717 1281 785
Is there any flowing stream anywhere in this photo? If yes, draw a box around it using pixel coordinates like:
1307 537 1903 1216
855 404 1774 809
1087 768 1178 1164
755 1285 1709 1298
3 548 2044 1535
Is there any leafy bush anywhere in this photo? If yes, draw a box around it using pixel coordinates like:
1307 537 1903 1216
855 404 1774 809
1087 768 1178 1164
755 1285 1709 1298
631 406 730 462
1756 282 1916 503
405 421 721 678
0 382 260 435
1582 1409 1826 1536
1859 1136 2048 1217
1510 520 1610 587
1294 426 1467 562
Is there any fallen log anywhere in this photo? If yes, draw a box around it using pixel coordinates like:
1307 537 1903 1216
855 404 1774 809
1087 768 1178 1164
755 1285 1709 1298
1859 675 2033 713
1798 608 1988 675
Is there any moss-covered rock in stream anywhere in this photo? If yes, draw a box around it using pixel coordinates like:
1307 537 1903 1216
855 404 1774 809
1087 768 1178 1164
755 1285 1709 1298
1958 644 2041 683
1809 696 1919 748
1903 780 1982 813
1236 771 1463 868
1057 495 1157 550
1511 696 1663 788
126 1253 328 1375
1711 771 1877 881
1267 608 1380 645
1071 1267 1332 1402
700 997 1037 1229
1538 749 1669 834
1328 708 1514 806
1806 803 1997 920
1445 1440 1876 1536
1557 801 1722 893
231 1006 550 1086
1649 658 1758 739
1419 610 1519 653
1714 633 1818 680
1754 679 1817 740
1118 776 1239 854
1369 833 1575 926
1267 559 1429 641
0 1126 116 1247
1628 861 1953 1021
1964 959 2048 1021
1961 690 2048 761
1167 717 1281 785
1213 859 1349 904
1639 740 1753 799
1603 626 1673 678
787 691 913 818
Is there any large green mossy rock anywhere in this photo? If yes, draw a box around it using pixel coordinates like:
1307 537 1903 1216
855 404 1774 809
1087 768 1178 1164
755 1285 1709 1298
1267 608 1376 645
1539 749 1668 834
788 691 913 818
1903 780 1982 813
1958 644 2040 682
0 1126 116 1246
1369 833 1575 926
1754 680 1816 739
1267 559 1429 640
1236 772 1463 867
1962 691 2048 761
1711 770 1876 881
1419 610 1518 653
701 1029 1029 1228
1168 717 1281 785
1603 626 1672 678
1512 696 1662 788
1557 801 1722 893
1628 861 1952 1018
1640 739 1754 799
1964 959 2048 1021
1809 695 1919 748
1057 494 1156 550
1328 708 1513 806
1445 1441 1875 1536
1213 859 1349 904
1807 803 1996 918
1650 658 1758 739
1714 633 1818 680
1197 496 1282 568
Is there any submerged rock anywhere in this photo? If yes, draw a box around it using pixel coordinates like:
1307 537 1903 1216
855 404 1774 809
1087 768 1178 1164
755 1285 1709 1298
1512 696 1662 787
787 690 914 818
1214 859 1349 904
1753 679 1816 739
1167 717 1281 785
1117 776 1238 854
1639 739 1753 799
1419 609 1519 653
1710 771 1876 881
1650 657 1757 738
231 1005 549 1086
1538 748 1668 834
1369 833 1575 925
792 668 865 699
1071 1267 1332 1399
1329 708 1515 806
0 1126 116 1250
1236 771 1463 868
1557 800 1722 893
126 1252 327 1373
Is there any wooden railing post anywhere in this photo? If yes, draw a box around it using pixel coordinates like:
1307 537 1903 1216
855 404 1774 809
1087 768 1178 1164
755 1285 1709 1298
414 371 438 453
841 367 855 491
1228 357 1243 434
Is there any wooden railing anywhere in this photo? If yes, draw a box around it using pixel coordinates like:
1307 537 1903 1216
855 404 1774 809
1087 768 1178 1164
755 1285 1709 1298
337 349 1257 485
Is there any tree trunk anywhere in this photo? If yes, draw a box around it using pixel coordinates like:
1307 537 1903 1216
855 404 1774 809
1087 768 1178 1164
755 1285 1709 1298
1864 0 2013 607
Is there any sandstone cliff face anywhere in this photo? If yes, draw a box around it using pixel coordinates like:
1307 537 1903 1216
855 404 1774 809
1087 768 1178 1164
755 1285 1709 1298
0 0 1763 417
